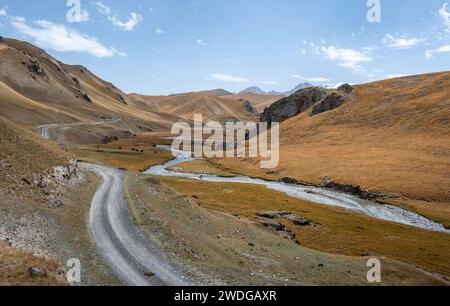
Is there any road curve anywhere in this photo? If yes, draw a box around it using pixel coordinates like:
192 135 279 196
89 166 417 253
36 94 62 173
39 123 189 286
37 118 121 141
80 163 188 286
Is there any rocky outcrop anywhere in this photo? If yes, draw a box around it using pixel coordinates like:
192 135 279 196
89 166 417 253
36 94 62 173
244 101 258 114
261 87 328 124
257 211 313 227
27 58 47 78
33 159 80 190
261 85 354 124
311 92 347 116
72 77 81 89
337 83 354 94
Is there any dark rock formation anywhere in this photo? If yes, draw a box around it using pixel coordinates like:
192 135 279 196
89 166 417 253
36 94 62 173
311 92 347 116
337 83 354 94
261 87 328 124
28 58 47 77
75 90 92 103
282 214 310 226
72 77 81 89
244 101 258 114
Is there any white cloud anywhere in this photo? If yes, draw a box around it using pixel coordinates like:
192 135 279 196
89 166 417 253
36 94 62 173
156 27 165 35
291 75 330 82
95 2 142 31
425 44 450 59
196 39 208 46
0 8 7 17
439 3 450 32
11 16 26 23
382 34 425 49
95 2 111 15
11 19 119 58
209 74 249 83
319 46 373 71
108 13 143 31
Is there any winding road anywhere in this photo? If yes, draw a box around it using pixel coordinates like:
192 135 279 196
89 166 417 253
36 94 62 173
40 122 188 286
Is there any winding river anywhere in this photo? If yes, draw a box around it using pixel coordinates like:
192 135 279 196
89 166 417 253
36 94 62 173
145 145 450 234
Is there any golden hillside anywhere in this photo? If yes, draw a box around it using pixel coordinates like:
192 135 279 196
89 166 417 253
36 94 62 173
226 93 284 112
0 37 257 132
214 72 450 204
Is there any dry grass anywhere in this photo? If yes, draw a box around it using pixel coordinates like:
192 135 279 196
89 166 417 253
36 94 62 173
127 175 447 285
0 116 72 193
160 177 450 278
70 134 174 172
168 160 236 177
0 241 65 286
214 72 450 205
226 93 283 112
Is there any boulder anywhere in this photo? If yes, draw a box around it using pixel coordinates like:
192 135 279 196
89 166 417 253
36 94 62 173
29 267 47 278
282 214 310 226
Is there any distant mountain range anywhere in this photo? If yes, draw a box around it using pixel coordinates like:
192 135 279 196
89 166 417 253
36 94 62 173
239 82 313 96
239 81 349 96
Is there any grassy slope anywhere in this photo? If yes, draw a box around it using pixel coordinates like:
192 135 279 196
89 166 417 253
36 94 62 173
213 72 450 215
161 177 450 278
0 38 257 134
0 116 72 285
128 175 447 285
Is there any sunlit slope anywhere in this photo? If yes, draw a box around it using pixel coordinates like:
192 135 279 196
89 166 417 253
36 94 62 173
226 93 284 112
0 37 257 131
215 72 450 202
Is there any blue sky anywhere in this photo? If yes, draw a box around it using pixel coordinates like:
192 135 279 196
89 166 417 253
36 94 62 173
1 0 450 95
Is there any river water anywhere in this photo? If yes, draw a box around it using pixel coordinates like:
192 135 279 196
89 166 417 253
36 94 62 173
145 145 449 234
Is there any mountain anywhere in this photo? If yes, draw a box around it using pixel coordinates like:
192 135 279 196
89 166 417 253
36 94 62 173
199 88 233 97
239 86 267 95
239 82 313 96
214 72 450 205
127 92 258 123
0 37 257 133
283 82 313 96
